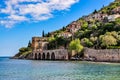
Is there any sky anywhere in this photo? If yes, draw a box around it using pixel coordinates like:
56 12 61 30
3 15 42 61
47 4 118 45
0 0 114 56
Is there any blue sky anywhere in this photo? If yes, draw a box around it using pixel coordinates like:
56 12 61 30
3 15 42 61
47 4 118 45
0 0 114 56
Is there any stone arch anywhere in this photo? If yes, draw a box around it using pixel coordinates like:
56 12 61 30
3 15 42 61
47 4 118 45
62 56 65 60
35 53 37 60
42 53 45 60
46 52 50 60
31 53 34 59
38 53 41 60
51 52 55 60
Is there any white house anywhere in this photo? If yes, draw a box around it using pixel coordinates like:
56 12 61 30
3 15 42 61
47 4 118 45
107 14 120 21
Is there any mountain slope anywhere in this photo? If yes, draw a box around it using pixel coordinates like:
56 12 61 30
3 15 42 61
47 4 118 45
45 0 120 49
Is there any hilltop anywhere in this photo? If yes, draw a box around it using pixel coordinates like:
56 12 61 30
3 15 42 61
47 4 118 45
14 0 120 59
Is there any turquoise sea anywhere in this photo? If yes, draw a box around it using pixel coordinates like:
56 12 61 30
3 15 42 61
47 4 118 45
0 57 120 80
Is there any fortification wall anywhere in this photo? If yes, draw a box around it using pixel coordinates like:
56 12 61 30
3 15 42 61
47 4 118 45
84 48 120 62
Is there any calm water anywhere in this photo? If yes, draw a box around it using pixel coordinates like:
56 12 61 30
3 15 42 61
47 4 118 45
0 57 120 80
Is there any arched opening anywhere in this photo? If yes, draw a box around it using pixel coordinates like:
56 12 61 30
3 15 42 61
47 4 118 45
35 53 37 60
42 53 45 60
62 56 65 60
31 53 34 59
46 52 50 60
51 52 55 60
38 53 41 60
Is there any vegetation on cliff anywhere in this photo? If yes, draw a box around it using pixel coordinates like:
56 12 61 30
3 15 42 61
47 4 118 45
14 41 32 58
46 0 120 49
75 18 120 49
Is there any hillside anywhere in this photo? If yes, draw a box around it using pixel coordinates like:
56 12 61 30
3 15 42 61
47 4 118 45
45 0 120 49
14 0 120 58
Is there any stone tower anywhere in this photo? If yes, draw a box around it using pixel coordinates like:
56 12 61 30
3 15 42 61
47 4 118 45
32 37 49 51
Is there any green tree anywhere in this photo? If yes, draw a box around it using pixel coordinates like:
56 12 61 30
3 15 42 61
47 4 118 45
62 26 66 31
27 40 31 48
103 22 114 31
69 39 83 56
93 9 97 14
79 19 88 30
115 18 120 25
90 37 98 44
48 36 56 49
100 35 117 48
48 36 55 42
19 47 32 52
81 38 93 47
91 24 97 30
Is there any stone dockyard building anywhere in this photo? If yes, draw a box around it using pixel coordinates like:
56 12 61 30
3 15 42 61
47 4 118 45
29 37 69 60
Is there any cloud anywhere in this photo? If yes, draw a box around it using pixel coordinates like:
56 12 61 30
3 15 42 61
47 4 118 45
0 0 79 28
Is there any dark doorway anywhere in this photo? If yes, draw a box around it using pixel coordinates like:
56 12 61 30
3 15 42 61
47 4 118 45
31 53 33 58
46 52 50 60
42 53 45 60
35 53 37 60
51 52 55 60
38 53 41 60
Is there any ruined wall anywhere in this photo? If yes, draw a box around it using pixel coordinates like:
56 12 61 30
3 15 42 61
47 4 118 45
84 48 120 62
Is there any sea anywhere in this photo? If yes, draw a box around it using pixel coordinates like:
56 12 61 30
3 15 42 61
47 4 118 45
0 57 120 80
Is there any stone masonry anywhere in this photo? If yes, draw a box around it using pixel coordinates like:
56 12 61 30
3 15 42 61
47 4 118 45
84 48 120 62
31 37 69 60
28 49 69 60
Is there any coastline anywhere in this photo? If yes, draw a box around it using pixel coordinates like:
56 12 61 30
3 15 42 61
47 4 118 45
12 47 120 63
11 56 120 64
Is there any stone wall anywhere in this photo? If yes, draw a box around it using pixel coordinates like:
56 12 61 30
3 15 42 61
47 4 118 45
28 49 69 60
32 37 48 50
84 48 120 62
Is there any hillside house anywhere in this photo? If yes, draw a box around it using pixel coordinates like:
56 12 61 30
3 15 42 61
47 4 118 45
58 32 72 38
83 13 108 22
107 14 120 21
112 6 120 14
66 21 81 33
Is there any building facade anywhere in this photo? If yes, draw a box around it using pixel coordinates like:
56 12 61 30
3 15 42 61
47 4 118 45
31 37 69 60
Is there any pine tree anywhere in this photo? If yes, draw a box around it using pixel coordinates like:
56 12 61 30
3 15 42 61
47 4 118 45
93 9 97 14
62 26 66 31
28 40 31 48
47 32 50 37
42 30 45 37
